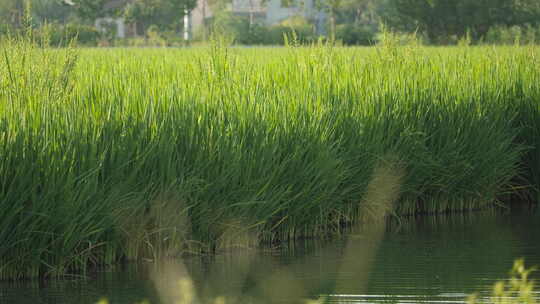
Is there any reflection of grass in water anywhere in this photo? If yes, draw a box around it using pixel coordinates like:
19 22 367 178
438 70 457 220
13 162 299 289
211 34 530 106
95 260 538 304
99 159 403 304
93 161 536 303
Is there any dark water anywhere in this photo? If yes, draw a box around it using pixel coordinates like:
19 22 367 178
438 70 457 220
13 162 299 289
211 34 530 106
2 208 539 304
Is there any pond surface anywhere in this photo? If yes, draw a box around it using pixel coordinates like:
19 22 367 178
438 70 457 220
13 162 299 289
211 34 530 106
2 208 539 304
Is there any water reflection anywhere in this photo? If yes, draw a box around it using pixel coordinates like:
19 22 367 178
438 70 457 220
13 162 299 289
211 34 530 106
327 293 470 303
1 209 539 304
326 291 540 303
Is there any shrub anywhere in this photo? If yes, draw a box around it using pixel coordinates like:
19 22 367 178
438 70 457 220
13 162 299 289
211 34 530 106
485 24 540 45
33 22 100 46
336 24 376 45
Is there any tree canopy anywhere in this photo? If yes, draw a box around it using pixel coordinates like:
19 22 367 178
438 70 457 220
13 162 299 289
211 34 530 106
3 0 540 45
380 0 540 42
123 0 197 32
66 0 196 31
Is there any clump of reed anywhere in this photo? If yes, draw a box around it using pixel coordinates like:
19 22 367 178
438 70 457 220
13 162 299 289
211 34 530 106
1 35 540 280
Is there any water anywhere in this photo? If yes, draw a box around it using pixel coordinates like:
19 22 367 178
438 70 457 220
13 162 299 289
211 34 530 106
2 208 539 304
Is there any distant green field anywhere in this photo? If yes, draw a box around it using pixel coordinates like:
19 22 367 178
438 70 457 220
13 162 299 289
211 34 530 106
1 39 539 280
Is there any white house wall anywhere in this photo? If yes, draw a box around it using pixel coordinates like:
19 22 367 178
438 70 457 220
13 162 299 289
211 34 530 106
265 0 316 25
95 17 126 38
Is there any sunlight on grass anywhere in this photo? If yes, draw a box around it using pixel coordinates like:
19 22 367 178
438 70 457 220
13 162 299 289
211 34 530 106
2 33 540 280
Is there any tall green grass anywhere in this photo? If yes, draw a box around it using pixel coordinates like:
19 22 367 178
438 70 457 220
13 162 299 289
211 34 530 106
1 38 539 279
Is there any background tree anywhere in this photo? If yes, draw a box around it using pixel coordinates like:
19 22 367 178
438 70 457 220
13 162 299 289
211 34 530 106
123 0 197 34
33 0 75 23
379 0 540 43
312 0 378 41
312 0 340 39
69 0 109 21
337 0 377 26
0 0 25 28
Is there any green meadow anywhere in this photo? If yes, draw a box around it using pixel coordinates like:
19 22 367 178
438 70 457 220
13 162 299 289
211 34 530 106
1 38 539 280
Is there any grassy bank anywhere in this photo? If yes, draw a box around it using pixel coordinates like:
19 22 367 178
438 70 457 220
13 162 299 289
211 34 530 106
1 38 539 280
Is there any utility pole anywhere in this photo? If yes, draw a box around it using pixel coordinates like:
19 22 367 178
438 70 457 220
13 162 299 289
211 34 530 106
183 6 191 43
248 0 255 28
202 0 207 41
